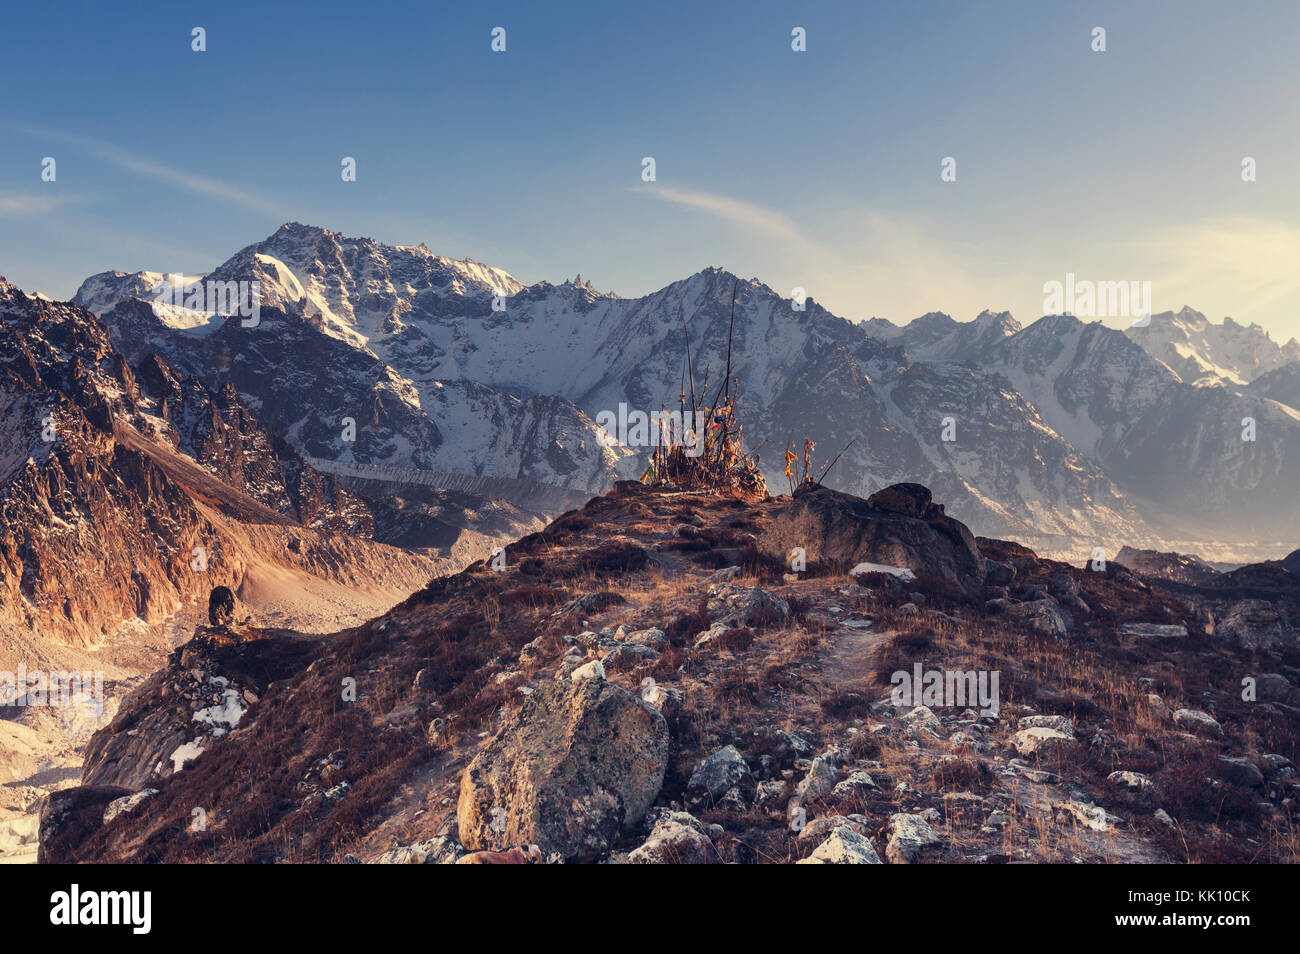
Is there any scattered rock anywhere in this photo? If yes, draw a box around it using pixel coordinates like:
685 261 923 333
1216 756 1264 788
999 599 1069 639
1010 727 1075 758
885 812 942 864
102 788 158 826
602 642 660 672
570 658 606 683
628 811 720 864
706 583 790 628
797 826 882 864
1173 708 1223 738
686 745 754 808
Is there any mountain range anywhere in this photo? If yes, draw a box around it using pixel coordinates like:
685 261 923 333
69 223 1300 562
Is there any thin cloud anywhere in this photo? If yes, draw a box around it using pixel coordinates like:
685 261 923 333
0 192 88 217
7 124 287 217
637 184 825 257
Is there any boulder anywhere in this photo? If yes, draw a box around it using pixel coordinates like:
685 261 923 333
705 583 790 628
1216 600 1295 651
208 586 237 627
1173 708 1223 738
102 788 158 826
1010 727 1074 758
686 745 754 807
999 599 1069 639
797 826 882 864
627 811 720 864
38 785 132 864
1216 756 1264 788
1121 622 1188 639
623 628 669 651
757 484 985 596
570 658 606 683
601 642 660 673
794 753 842 801
457 679 669 861
796 813 873 846
885 812 942 864
1017 714 1075 737
832 772 878 802
867 483 943 518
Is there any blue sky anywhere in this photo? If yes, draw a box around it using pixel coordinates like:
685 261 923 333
2 0 1298 340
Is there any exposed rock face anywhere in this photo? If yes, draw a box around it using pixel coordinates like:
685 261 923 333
457 678 669 861
82 629 311 791
38 785 132 864
758 484 985 594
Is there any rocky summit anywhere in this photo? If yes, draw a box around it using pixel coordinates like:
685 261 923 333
39 480 1299 864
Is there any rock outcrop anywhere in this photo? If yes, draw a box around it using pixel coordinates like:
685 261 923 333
457 678 669 861
759 484 985 595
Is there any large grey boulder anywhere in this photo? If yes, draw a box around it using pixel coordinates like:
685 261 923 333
457 678 669 862
1216 600 1295 651
758 484 985 595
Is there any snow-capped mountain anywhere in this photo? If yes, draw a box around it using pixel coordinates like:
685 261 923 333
864 309 1023 362
76 225 634 494
1125 306 1300 386
972 313 1300 541
73 223 1300 556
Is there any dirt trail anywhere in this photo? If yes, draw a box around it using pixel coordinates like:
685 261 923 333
822 623 892 689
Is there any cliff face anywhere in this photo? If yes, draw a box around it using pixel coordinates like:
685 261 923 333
0 278 413 652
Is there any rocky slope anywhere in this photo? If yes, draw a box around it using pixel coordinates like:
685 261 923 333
42 480 1299 864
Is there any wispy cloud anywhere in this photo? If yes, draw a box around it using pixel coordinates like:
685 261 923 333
7 124 287 217
0 192 89 217
636 185 827 257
